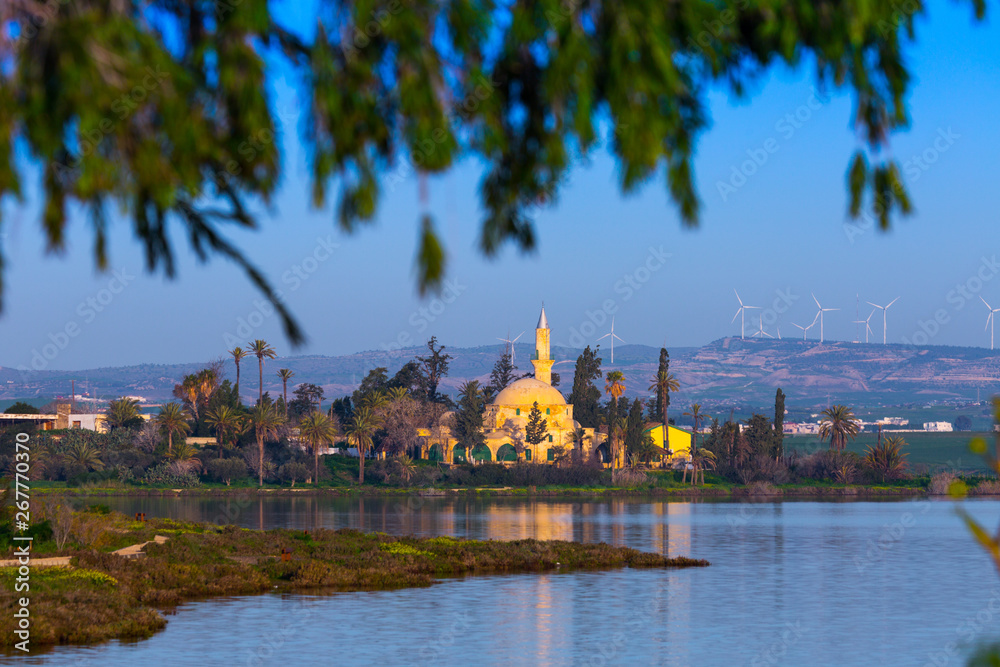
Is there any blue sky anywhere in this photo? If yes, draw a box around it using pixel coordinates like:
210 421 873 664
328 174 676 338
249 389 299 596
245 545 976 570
1 2 998 370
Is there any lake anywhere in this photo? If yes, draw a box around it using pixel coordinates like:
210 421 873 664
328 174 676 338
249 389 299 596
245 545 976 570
11 495 1000 666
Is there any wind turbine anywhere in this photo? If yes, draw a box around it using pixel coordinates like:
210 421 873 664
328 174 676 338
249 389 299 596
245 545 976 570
812 294 839 343
732 290 761 340
496 330 524 365
981 297 1000 350
852 310 876 344
866 297 900 345
791 323 808 340
597 317 626 363
751 312 774 339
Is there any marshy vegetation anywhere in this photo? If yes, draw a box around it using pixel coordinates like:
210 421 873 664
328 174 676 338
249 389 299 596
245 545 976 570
0 507 708 648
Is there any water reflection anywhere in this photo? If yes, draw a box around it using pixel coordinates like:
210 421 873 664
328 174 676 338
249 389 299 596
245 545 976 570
40 496 1000 666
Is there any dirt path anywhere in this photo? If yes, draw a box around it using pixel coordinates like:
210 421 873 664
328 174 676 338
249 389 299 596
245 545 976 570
0 556 71 567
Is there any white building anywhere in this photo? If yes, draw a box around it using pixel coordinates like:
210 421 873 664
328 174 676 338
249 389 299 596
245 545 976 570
923 421 953 432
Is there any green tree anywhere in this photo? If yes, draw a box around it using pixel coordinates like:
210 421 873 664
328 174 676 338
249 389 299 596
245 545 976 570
298 411 337 486
289 383 325 420
247 401 285 486
489 351 519 393
204 405 246 459
155 403 190 455
104 397 143 431
454 381 487 457
277 368 295 417
346 407 382 484
624 398 646 463
773 388 786 460
525 401 548 453
417 337 452 404
62 441 104 476
229 347 249 402
863 435 909 483
819 405 861 452
744 414 773 458
649 371 680 459
389 361 425 395
353 367 389 407
652 349 669 423
249 340 277 403
568 346 603 428
604 370 626 401
4 402 39 415
1 1 952 342
683 403 708 461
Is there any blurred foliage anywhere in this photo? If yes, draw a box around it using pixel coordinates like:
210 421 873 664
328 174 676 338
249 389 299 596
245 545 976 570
1 0 986 342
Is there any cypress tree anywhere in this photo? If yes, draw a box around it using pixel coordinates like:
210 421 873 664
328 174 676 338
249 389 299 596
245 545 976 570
568 345 603 428
773 388 786 460
525 401 548 448
652 348 669 423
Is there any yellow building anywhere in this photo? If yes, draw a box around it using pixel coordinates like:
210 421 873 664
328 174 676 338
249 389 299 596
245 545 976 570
643 423 693 462
418 307 602 464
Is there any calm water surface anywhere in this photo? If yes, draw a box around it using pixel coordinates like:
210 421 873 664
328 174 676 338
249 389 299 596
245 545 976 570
12 496 1000 666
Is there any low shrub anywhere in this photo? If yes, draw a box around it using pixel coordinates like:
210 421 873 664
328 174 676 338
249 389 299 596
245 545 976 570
928 472 958 496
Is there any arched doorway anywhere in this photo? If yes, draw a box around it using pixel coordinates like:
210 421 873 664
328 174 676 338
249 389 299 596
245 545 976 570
453 446 468 463
497 443 518 462
428 444 444 462
594 443 610 464
471 444 492 462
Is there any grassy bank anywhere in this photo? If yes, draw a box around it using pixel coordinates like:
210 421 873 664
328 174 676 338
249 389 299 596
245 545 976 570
0 512 708 649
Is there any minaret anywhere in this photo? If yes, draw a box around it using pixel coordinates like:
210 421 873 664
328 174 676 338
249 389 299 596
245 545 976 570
532 306 554 385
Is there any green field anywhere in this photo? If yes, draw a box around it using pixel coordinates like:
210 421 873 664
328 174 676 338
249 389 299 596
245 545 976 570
785 431 995 472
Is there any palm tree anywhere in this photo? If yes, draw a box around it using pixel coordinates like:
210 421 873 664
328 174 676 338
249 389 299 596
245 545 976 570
277 368 295 416
248 401 285 486
683 403 708 465
168 441 203 474
205 405 246 458
155 403 191 454
345 406 382 484
394 455 417 484
649 371 680 461
864 435 909 483
229 346 248 401
248 339 277 403
63 441 104 472
387 387 409 402
605 370 626 400
819 404 861 451
104 397 141 431
298 411 337 485
690 447 717 486
608 416 626 469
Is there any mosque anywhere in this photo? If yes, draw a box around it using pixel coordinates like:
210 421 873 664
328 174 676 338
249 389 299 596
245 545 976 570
417 307 601 463
416 306 695 466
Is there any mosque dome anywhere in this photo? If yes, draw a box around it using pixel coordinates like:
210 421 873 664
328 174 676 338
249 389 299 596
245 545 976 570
493 378 567 406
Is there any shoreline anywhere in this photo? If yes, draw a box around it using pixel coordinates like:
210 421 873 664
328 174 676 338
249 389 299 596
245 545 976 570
0 514 708 650
31 484 932 499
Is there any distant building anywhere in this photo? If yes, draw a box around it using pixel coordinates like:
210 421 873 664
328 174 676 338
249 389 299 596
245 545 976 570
923 421 953 432
784 423 820 435
877 417 909 426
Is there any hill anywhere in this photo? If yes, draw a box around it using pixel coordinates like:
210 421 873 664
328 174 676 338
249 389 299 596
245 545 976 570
3 338 1000 411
